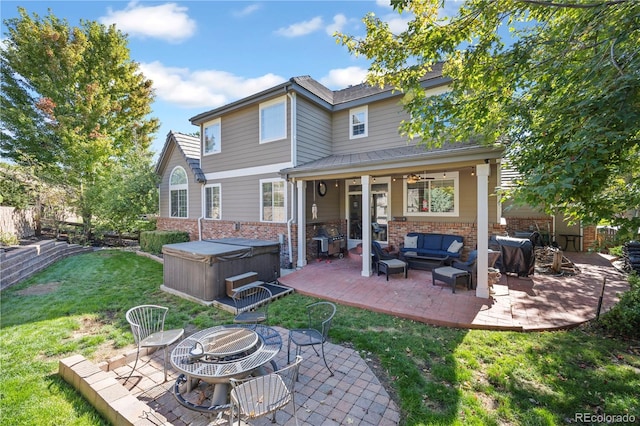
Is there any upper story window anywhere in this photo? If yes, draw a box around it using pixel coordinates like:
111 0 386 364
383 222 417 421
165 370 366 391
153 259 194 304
169 166 188 218
260 178 286 223
203 119 221 155
349 105 368 139
260 96 286 143
204 184 221 220
403 172 459 217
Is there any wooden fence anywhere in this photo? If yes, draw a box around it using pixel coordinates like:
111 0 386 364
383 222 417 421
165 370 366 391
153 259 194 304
0 206 36 238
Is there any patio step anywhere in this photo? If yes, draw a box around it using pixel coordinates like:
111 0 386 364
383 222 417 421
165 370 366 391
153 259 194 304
0 240 93 290
58 354 170 426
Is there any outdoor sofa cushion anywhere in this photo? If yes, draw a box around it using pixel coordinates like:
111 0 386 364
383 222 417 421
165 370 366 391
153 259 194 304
400 232 464 259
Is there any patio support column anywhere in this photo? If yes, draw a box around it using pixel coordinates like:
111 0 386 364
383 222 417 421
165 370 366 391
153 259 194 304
361 175 373 277
296 180 307 268
476 163 490 298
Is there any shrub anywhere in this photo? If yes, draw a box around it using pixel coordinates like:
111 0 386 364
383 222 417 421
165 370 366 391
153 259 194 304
599 273 640 339
139 230 189 255
0 232 19 246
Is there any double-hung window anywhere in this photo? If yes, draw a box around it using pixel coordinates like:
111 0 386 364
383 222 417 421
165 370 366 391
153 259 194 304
404 172 459 217
349 105 368 139
260 179 286 222
203 119 221 155
259 96 286 143
169 166 188 218
204 184 221 220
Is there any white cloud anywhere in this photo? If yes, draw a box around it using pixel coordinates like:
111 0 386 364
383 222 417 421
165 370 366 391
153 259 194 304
320 66 369 90
140 61 286 109
275 16 324 37
326 14 349 36
383 13 413 34
376 0 393 9
100 1 197 43
233 3 262 17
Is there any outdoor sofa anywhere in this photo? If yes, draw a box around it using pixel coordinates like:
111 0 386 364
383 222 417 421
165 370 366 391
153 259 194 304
399 232 464 261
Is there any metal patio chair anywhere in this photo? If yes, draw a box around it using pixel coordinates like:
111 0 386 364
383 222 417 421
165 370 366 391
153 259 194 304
232 284 273 326
229 355 303 426
125 305 184 382
287 301 336 376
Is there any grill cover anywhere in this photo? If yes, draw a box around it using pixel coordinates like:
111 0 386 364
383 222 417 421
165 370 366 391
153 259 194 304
496 236 535 277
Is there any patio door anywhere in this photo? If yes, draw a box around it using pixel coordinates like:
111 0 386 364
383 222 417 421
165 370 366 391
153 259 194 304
346 178 389 248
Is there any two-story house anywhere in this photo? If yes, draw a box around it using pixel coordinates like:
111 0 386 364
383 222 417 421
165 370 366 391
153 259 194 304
155 63 586 298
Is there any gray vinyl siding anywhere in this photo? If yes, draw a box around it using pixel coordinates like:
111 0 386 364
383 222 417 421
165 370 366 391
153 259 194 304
158 144 202 219
203 173 290 222
295 97 332 166
200 97 291 173
332 97 411 155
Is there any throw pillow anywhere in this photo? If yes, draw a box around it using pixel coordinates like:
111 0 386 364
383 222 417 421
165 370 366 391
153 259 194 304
404 235 418 249
447 240 464 253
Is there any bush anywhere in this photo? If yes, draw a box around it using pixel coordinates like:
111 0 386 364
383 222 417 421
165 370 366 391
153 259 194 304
0 232 19 246
139 230 189 255
599 273 640 339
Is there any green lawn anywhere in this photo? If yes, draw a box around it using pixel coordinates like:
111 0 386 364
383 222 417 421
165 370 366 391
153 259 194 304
1 250 638 425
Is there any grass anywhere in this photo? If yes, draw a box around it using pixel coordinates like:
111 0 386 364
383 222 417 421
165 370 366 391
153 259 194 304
1 249 639 425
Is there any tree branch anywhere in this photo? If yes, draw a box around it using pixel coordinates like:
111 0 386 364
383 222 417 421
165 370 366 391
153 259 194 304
610 37 624 76
517 0 628 8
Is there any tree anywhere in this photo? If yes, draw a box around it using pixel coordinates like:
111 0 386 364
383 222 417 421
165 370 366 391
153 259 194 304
1 8 159 237
91 148 159 242
338 0 640 233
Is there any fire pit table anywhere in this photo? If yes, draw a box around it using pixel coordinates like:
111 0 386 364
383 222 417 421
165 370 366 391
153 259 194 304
170 324 282 413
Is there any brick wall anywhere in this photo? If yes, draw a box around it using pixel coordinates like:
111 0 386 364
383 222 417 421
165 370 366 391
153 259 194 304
157 218 297 267
504 217 554 236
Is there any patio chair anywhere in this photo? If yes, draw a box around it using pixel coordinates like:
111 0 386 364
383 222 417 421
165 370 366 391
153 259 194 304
229 355 303 426
451 249 477 289
232 284 273 326
125 305 184 383
372 241 407 280
287 301 336 376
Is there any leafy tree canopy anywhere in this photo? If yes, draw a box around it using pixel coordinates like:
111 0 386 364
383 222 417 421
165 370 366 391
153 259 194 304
1 8 159 234
338 0 640 230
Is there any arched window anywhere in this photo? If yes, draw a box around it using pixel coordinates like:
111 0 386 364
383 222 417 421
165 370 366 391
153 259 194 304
170 167 188 218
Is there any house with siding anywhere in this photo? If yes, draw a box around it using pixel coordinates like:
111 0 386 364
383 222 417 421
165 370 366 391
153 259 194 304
155 63 589 298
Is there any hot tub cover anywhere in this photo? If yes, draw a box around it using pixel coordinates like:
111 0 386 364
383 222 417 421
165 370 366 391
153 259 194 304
162 241 252 264
206 238 280 256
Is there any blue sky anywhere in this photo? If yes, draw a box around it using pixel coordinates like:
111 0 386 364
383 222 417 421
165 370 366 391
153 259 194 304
2 1 460 156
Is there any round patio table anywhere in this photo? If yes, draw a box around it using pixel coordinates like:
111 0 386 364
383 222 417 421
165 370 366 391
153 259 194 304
170 324 282 413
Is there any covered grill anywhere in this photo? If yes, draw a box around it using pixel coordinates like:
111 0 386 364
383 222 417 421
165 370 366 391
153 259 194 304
312 225 346 260
496 236 535 277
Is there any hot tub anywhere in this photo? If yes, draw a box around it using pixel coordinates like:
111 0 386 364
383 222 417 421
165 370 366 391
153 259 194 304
162 239 280 303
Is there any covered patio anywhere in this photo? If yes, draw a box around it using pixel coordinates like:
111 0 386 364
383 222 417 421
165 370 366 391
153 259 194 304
278 251 630 331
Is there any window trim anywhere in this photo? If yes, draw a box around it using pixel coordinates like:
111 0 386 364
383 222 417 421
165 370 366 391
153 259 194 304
349 105 368 139
203 183 222 220
259 96 287 144
203 118 221 156
403 171 459 217
169 166 188 218
259 178 287 223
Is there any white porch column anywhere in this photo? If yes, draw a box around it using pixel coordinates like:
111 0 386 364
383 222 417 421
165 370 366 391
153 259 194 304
361 175 373 277
296 180 307 268
476 163 491 298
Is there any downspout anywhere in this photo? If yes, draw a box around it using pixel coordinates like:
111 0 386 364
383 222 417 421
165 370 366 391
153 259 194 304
198 182 205 240
286 91 297 268
287 180 295 269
